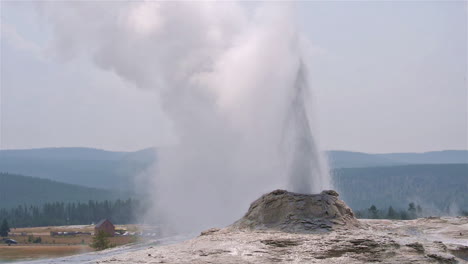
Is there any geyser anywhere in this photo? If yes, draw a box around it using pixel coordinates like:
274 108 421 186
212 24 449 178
283 62 330 194
42 2 331 232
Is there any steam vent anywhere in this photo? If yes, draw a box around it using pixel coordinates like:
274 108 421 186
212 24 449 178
231 189 360 233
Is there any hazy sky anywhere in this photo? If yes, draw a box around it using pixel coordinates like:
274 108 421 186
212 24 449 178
1 1 466 153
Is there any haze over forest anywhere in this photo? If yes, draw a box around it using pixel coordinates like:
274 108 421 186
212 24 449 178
1 148 467 217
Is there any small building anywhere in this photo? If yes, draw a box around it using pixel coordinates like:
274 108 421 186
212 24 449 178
95 219 115 237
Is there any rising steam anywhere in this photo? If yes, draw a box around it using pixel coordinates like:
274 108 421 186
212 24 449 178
41 2 331 233
284 62 330 194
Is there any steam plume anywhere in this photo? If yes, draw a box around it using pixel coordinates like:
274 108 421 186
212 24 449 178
40 2 331 232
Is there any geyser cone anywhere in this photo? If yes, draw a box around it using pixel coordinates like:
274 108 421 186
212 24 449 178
231 189 360 233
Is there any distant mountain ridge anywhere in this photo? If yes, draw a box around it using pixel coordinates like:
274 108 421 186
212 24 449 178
0 147 149 161
0 147 156 191
327 150 468 168
327 151 403 168
375 150 468 164
1 147 465 165
0 147 466 191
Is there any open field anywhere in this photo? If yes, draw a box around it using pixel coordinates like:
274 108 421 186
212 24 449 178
7 234 136 246
0 225 148 262
0 245 91 262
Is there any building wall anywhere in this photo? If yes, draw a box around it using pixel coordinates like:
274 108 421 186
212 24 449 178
95 221 115 236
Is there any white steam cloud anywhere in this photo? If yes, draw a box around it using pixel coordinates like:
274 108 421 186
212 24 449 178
40 2 331 232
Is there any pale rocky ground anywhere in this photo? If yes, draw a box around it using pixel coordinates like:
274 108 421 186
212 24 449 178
95 190 468 264
96 217 468 263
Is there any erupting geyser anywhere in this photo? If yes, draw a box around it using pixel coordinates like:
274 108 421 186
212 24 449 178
42 2 332 232
283 63 331 194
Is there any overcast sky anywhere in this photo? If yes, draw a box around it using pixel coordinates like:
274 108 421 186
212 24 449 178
1 1 466 153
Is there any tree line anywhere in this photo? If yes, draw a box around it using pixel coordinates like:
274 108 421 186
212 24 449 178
0 199 140 228
2 199 466 228
354 202 468 220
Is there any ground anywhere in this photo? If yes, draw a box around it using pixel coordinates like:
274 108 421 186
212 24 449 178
95 217 468 264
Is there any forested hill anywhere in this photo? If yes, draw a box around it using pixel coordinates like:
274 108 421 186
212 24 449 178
0 147 156 190
0 173 131 209
0 148 466 213
333 163 468 212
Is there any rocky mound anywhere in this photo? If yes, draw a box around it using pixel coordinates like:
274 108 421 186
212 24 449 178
231 189 360 233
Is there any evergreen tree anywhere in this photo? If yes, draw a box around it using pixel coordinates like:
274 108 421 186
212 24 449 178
354 210 363 218
400 210 409 220
90 230 111 250
416 205 422 215
368 205 379 219
408 202 417 219
0 219 10 237
387 206 397 219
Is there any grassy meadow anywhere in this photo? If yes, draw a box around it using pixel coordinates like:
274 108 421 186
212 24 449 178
0 225 142 262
